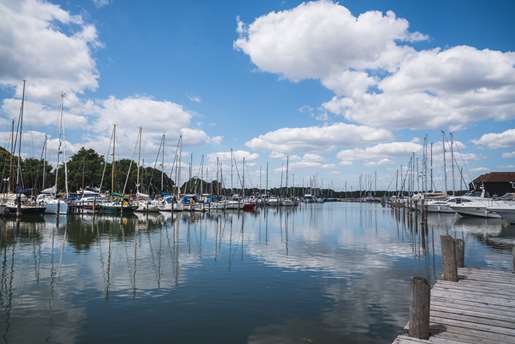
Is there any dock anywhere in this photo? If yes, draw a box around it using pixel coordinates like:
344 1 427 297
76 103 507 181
393 238 515 344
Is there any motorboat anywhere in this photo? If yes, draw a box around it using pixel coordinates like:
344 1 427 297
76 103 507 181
449 199 501 219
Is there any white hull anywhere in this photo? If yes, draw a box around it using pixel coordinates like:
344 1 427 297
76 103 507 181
451 205 501 219
135 201 160 213
425 202 455 213
45 200 68 215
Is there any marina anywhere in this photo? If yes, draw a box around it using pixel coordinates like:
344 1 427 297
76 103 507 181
1 0 515 343
0 202 513 343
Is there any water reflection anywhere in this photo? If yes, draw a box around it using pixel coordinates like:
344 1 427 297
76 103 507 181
0 203 513 343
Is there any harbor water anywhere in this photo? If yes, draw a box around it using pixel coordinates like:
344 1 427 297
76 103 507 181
0 202 513 343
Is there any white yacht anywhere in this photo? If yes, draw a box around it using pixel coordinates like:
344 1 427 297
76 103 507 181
36 187 68 215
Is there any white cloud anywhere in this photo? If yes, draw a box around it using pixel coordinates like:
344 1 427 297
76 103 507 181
245 122 391 153
502 151 515 159
188 95 202 103
326 46 515 129
0 0 99 101
289 153 335 170
234 0 424 86
0 130 82 160
93 0 110 8
236 1 515 130
336 141 421 164
84 96 218 154
2 97 88 129
208 150 259 162
473 128 515 149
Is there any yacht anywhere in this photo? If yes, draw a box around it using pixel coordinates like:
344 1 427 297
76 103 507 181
448 189 502 218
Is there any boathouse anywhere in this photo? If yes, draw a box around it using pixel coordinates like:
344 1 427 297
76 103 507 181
470 172 515 196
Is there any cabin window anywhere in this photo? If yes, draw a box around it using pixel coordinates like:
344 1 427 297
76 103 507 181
511 181 515 189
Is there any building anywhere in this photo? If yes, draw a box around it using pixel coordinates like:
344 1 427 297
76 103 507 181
469 172 515 196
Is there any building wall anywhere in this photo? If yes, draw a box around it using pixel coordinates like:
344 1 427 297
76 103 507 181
473 181 515 196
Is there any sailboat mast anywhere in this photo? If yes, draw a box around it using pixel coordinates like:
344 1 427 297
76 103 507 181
285 155 289 198
15 80 26 191
178 137 182 196
136 127 142 194
242 157 245 198
265 161 269 197
161 134 165 192
450 132 455 195
430 142 433 191
441 130 447 193
230 148 234 195
42 134 47 191
112 124 116 194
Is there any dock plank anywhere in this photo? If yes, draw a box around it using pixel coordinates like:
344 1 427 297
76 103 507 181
392 268 515 344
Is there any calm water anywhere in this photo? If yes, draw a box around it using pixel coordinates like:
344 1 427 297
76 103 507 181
0 203 513 344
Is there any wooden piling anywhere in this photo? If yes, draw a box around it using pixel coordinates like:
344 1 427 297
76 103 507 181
408 276 430 339
455 238 465 268
441 235 458 282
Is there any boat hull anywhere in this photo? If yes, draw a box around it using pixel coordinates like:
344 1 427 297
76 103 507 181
6 205 46 216
45 200 69 215
450 205 501 219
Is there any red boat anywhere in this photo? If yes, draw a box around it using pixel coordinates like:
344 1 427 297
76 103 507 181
243 202 256 212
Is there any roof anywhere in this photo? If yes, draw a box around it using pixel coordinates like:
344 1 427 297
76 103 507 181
472 172 515 183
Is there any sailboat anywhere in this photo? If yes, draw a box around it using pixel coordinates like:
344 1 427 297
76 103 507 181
4 81 46 216
38 92 68 215
134 128 160 213
98 124 137 215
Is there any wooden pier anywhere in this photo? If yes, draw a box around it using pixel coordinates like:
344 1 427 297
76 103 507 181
393 236 515 344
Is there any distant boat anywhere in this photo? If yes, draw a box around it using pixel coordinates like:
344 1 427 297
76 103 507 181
98 200 138 215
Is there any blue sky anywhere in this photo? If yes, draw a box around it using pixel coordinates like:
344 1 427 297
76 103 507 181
1 0 515 191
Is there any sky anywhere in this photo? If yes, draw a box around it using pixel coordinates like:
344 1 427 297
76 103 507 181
0 0 515 191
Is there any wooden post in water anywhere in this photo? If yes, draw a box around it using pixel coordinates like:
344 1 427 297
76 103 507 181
455 238 465 268
441 235 458 281
408 276 430 339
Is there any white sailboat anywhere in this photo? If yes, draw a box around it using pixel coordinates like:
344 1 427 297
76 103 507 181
133 128 160 213
40 93 68 215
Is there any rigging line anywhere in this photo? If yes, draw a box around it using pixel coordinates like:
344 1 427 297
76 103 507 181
122 133 140 195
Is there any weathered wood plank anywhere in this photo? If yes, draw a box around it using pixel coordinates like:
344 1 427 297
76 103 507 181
392 267 515 344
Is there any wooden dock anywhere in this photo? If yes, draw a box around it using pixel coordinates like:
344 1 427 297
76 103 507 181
393 241 515 344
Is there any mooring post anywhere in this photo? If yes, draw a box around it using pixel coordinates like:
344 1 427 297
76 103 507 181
441 235 458 282
408 276 430 339
455 239 465 268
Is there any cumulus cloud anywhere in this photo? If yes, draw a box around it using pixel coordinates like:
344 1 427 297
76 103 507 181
245 123 391 153
208 150 259 162
234 0 424 86
473 128 515 149
337 141 421 164
236 1 515 130
0 0 99 101
325 46 515 129
0 130 82 160
2 97 88 129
